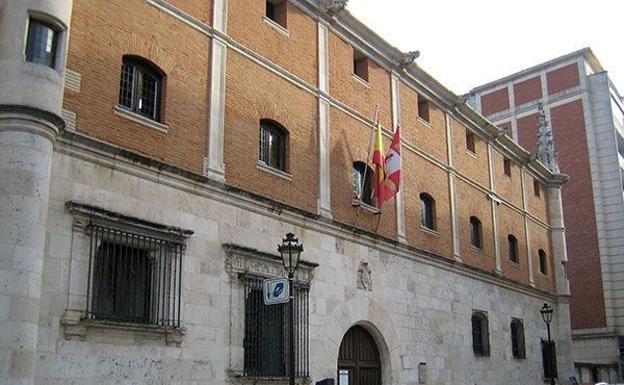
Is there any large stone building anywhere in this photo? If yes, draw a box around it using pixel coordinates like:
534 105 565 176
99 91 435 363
467 48 624 383
0 1 573 384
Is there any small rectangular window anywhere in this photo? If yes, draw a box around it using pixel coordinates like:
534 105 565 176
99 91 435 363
418 95 430 123
266 0 287 29
534 179 541 197
25 19 58 68
353 50 369 82
466 132 476 154
542 339 558 380
503 158 512 177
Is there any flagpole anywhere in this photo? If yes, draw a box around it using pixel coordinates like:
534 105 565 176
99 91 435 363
354 106 380 228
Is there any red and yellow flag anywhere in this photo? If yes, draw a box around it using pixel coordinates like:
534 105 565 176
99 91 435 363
372 123 401 208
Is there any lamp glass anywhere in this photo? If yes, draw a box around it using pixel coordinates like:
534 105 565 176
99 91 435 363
540 303 553 324
278 233 303 275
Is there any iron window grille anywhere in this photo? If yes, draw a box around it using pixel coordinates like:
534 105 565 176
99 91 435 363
242 275 309 378
119 56 164 122
471 311 490 356
420 193 436 230
510 319 526 359
541 339 558 380
86 223 184 327
25 19 58 68
259 120 287 172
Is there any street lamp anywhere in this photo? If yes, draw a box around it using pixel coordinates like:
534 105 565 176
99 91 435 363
278 233 303 385
540 303 555 385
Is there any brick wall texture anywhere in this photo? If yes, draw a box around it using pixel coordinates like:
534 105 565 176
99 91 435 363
473 60 606 328
63 0 556 293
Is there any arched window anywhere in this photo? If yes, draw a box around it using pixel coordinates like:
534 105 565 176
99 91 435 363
511 318 526 359
420 193 436 230
471 311 490 356
259 119 288 171
353 161 373 205
508 235 518 264
470 216 482 249
539 249 548 275
119 56 165 121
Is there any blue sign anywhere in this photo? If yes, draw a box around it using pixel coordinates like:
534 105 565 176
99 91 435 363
263 278 290 305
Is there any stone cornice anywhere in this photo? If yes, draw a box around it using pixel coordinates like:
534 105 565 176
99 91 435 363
55 132 560 301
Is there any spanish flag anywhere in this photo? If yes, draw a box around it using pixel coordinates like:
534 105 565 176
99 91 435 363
372 123 401 209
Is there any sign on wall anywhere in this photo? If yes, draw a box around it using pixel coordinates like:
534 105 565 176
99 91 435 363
263 278 289 305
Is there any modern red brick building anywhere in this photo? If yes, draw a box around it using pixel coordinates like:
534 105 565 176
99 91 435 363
0 1 574 384
468 48 624 383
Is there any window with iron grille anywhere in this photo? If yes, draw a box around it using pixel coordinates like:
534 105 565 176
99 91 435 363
118 56 164 122
420 193 436 230
471 311 490 356
510 318 526 359
86 224 184 327
542 339 558 380
25 19 59 68
242 275 309 378
259 120 287 172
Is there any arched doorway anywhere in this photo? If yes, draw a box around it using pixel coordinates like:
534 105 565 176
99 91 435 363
337 325 382 385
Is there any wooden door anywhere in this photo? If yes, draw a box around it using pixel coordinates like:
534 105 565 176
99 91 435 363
337 326 382 385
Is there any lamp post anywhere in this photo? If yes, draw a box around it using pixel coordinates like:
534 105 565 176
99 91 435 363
278 233 303 385
540 303 555 385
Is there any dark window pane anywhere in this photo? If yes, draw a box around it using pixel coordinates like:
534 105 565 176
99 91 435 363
470 218 481 249
26 20 58 68
118 57 163 122
259 121 286 171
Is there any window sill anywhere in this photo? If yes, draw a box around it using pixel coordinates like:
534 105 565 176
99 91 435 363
262 16 289 37
227 370 310 384
417 117 432 128
257 160 293 181
509 260 520 269
352 74 371 88
420 226 438 236
352 198 380 214
470 245 485 254
61 309 185 346
466 149 478 158
113 105 168 133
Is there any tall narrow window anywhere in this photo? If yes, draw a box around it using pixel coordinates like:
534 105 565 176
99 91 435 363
542 339 558 380
418 95 430 123
533 179 541 197
243 276 309 378
118 56 164 122
508 234 518 264
503 158 512 177
266 0 287 29
511 319 526 359
420 193 436 230
25 19 58 68
353 161 374 206
471 311 490 356
259 120 287 172
470 216 482 249
539 249 548 275
466 132 476 154
353 49 369 82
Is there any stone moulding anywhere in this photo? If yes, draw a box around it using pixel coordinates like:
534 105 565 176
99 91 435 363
223 243 317 284
61 309 186 346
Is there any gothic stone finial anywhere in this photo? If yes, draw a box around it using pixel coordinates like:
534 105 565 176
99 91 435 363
400 50 420 67
535 103 560 173
326 0 348 16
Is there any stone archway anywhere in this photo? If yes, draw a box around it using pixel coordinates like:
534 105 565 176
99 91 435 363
337 325 382 385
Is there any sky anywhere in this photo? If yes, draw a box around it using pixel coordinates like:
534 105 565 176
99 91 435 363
348 0 624 96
